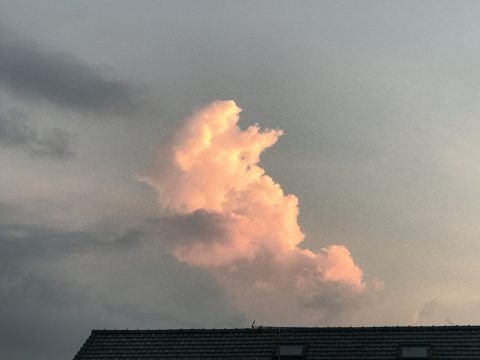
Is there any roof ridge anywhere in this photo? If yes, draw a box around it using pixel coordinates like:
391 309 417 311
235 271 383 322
90 325 480 334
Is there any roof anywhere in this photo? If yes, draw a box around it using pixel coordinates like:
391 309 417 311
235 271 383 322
73 325 480 359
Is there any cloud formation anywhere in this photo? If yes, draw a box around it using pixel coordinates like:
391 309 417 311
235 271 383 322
142 100 366 324
0 212 244 360
0 219 141 359
409 299 480 326
0 26 138 114
0 108 74 159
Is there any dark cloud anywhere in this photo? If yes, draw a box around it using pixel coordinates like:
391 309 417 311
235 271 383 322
0 273 91 360
0 108 75 159
0 218 245 360
0 221 141 359
299 282 368 324
0 222 143 267
144 210 228 247
0 26 139 114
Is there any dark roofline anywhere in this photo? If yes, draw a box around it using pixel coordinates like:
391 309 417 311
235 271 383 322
90 324 480 334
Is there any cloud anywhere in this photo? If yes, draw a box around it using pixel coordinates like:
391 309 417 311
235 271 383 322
412 300 439 325
0 108 75 159
141 100 369 324
0 217 245 360
411 299 480 326
145 210 228 247
0 220 142 359
0 26 139 114
0 222 144 278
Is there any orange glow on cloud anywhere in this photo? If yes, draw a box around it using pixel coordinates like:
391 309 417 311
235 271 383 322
142 100 365 323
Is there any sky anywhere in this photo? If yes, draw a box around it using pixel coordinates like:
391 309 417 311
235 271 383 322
1 1 480 359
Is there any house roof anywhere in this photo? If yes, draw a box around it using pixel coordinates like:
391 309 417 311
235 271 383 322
73 325 480 359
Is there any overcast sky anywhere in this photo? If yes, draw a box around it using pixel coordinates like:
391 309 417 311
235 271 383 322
2 1 480 359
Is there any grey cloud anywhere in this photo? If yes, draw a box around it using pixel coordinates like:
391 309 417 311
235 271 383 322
299 282 368 325
411 300 480 326
0 108 75 159
0 222 143 267
0 26 139 114
145 210 228 247
0 274 92 360
0 218 245 360
416 300 439 322
0 201 18 219
0 221 134 359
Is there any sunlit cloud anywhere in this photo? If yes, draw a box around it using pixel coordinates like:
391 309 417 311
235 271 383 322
141 100 367 324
